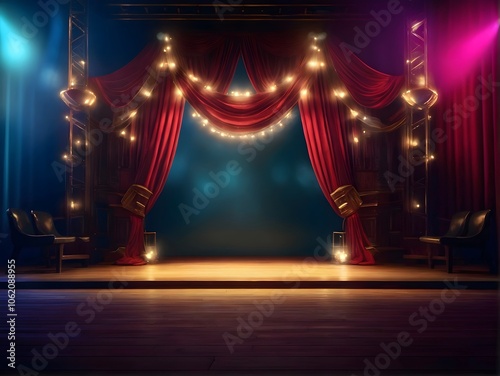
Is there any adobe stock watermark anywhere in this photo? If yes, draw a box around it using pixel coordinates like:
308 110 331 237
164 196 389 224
213 0 243 21
222 234 332 354
384 73 499 192
15 270 128 376
339 0 404 63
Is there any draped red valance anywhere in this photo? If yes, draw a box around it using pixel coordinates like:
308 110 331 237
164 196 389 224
89 32 404 266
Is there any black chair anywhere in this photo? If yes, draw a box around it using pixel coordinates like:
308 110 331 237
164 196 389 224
31 211 89 273
6 208 55 265
440 209 492 273
419 211 471 268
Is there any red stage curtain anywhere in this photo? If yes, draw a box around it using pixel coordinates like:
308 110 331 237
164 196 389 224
90 32 403 265
118 79 185 265
299 70 374 264
171 32 313 132
429 1 498 243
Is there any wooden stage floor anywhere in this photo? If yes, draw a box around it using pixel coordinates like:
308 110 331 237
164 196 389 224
3 257 498 289
2 258 498 375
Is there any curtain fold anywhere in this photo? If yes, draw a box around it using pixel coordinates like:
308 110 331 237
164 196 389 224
173 71 307 132
327 38 405 109
116 79 185 265
89 43 163 108
299 70 374 264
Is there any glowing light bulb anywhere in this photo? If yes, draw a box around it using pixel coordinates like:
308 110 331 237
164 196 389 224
166 46 171 51
308 60 319 68
192 112 197 117
121 130 126 135
335 250 348 263
63 154 68 159
210 128 216 133
270 85 277 92
351 109 359 117
300 89 308 97
169 62 176 69
353 137 359 143
334 90 346 98
285 76 293 82
130 111 137 118
80 60 85 65
245 91 251 96
363 130 366 134
130 136 135 142
205 85 212 91
142 90 151 97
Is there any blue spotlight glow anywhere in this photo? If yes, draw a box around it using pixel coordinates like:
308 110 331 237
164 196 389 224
0 16 31 68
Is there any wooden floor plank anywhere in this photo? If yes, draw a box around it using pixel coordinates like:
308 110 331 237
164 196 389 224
3 288 497 374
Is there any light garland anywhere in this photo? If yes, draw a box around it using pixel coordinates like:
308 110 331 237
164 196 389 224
190 110 294 140
181 34 326 139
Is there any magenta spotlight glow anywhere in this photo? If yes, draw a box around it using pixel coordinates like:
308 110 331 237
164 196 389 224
436 20 499 91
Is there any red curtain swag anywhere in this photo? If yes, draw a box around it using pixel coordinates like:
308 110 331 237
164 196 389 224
90 32 404 265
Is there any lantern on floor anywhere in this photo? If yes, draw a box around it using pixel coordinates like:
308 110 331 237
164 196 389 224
330 185 363 263
332 231 348 264
144 231 158 263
